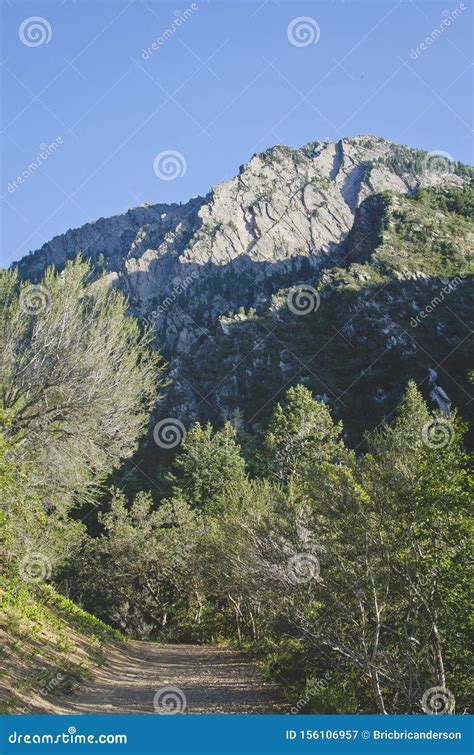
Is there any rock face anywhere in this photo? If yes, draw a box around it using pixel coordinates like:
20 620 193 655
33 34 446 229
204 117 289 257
18 135 473 439
20 136 465 320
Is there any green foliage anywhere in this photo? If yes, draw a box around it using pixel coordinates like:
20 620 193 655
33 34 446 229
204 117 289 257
67 381 473 714
414 181 474 218
40 585 124 641
0 410 82 581
262 385 343 482
169 422 247 510
64 489 202 638
2 190 472 715
0 575 122 712
0 258 163 509
1 256 164 580
149 185 473 448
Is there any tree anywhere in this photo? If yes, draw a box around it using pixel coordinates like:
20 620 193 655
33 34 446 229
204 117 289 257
293 382 472 713
0 409 83 581
360 382 472 712
169 422 247 510
263 385 343 483
0 258 162 509
68 489 202 638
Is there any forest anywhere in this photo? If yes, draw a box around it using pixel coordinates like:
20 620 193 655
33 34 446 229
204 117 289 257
1 255 471 715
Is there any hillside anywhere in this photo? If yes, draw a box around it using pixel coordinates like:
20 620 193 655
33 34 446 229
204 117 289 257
4 136 473 715
0 578 123 713
163 186 473 443
0 578 285 714
16 137 473 443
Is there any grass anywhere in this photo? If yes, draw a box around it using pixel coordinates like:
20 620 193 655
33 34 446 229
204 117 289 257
0 575 125 713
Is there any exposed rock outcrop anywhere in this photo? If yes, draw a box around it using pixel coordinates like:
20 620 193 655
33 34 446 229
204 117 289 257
16 136 473 438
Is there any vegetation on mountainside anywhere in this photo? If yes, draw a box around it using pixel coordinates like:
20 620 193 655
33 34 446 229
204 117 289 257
0 259 163 579
157 183 473 444
65 383 472 714
1 186 472 715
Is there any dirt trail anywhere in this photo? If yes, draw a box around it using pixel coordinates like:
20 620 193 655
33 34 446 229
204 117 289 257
54 641 287 714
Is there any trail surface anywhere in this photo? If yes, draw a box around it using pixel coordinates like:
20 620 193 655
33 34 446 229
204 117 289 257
56 641 287 714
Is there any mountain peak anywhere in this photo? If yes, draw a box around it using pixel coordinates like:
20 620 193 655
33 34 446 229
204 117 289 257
18 135 470 305
15 136 473 435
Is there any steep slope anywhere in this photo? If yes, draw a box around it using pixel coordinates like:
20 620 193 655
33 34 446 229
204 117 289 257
19 136 469 319
161 185 473 440
0 578 124 713
17 136 473 441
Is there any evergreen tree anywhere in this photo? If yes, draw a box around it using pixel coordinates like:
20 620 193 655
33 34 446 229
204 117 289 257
169 422 247 510
263 385 343 483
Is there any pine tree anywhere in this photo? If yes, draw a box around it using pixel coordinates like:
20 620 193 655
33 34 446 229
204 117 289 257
170 421 247 510
263 385 342 483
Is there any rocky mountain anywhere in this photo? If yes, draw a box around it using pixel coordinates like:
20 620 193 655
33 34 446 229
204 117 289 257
17 136 473 443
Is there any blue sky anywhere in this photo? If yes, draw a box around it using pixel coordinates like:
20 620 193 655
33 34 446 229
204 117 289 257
1 0 472 266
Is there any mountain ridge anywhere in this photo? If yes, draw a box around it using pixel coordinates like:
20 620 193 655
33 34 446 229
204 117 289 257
18 135 470 288
16 136 473 441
